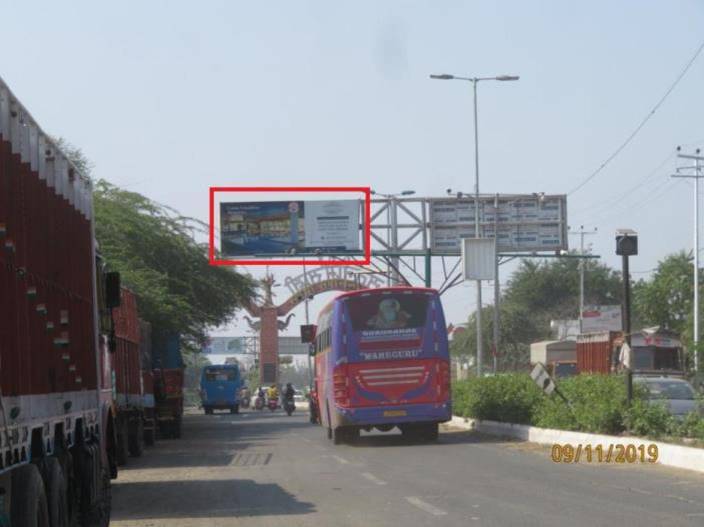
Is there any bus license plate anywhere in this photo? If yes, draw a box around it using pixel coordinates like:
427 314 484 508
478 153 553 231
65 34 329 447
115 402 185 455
383 410 407 417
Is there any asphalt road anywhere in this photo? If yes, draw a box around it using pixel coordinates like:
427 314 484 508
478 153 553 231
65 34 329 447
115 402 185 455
111 407 704 526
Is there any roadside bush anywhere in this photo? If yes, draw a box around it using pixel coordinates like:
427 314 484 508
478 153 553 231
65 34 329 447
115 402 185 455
623 398 673 438
452 374 543 424
533 374 628 435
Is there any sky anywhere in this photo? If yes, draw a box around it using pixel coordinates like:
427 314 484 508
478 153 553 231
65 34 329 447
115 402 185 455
3 0 704 338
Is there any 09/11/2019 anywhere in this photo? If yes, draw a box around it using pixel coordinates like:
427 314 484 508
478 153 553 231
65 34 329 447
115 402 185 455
551 443 659 464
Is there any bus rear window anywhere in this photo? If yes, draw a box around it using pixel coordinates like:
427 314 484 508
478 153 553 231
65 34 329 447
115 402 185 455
346 294 430 332
204 369 238 381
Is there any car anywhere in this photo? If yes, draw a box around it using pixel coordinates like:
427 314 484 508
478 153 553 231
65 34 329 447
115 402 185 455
634 376 700 418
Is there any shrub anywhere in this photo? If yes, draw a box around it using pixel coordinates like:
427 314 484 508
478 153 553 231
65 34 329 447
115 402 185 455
624 399 673 438
537 374 631 434
452 374 543 424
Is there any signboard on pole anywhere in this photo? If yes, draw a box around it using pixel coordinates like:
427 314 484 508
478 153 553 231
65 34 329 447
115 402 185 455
581 305 622 333
220 199 360 256
462 238 496 280
430 194 568 254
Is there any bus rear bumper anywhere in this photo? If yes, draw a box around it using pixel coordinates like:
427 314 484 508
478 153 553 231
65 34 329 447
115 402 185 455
332 402 451 428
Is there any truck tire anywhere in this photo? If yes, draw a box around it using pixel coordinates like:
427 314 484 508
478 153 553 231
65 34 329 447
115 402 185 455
172 417 182 439
128 419 144 458
80 468 111 527
11 463 50 527
230 404 239 414
116 420 128 466
143 426 156 447
39 457 69 527
204 407 213 415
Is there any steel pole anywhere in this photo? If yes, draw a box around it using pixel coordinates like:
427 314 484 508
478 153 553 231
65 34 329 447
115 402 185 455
579 227 585 333
623 253 633 405
303 259 312 385
493 194 499 373
695 158 700 372
473 80 484 377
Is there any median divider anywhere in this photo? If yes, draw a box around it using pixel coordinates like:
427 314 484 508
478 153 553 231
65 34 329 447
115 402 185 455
448 416 704 474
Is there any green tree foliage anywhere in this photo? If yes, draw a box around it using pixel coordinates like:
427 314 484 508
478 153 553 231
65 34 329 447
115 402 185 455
94 181 255 347
452 257 623 370
56 138 255 350
633 251 694 338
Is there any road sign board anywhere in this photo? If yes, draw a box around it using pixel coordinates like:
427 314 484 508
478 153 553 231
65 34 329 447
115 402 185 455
462 238 496 280
530 362 556 395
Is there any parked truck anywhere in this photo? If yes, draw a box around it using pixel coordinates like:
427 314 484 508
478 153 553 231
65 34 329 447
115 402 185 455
0 77 118 526
140 321 157 446
530 340 577 378
576 327 685 376
152 334 184 438
111 288 146 464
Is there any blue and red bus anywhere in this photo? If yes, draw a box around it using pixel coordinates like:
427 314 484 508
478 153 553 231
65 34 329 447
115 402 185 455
312 287 451 444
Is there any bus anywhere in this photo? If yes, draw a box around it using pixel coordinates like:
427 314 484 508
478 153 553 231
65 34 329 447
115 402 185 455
312 287 451 444
200 364 242 414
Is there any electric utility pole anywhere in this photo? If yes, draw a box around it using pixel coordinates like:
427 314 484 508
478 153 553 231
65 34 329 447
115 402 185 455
671 147 704 372
570 226 597 333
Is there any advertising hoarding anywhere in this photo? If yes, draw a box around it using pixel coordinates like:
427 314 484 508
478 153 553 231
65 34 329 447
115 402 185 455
429 195 568 254
220 199 359 257
581 305 622 333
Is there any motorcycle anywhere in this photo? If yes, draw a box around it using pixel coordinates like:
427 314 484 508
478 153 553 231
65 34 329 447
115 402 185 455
283 398 295 416
254 396 265 411
267 397 279 412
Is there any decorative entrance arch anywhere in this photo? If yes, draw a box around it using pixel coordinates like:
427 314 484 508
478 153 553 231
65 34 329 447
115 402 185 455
245 267 383 385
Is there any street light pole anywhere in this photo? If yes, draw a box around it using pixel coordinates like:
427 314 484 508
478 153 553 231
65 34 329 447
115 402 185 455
430 72 519 377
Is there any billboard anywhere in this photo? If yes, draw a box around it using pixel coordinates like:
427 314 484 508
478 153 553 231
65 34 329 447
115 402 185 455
220 199 360 256
581 305 622 333
429 195 568 254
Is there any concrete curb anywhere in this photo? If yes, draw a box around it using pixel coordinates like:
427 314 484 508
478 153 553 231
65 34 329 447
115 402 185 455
449 416 704 474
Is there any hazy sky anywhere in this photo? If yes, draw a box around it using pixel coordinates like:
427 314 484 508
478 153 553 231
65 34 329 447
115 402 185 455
3 1 704 338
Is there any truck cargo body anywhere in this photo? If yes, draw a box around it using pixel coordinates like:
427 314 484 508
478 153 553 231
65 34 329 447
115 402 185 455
153 334 184 438
112 288 145 463
0 77 115 526
140 320 157 446
576 331 621 374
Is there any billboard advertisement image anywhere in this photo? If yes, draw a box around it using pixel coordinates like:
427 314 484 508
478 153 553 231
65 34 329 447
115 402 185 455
220 199 360 257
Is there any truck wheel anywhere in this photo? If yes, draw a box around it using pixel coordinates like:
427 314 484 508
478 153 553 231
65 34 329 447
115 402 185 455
11 463 50 527
204 407 213 415
40 457 69 527
172 417 182 439
128 420 144 457
143 426 156 447
81 468 111 527
116 420 129 466
231 404 239 414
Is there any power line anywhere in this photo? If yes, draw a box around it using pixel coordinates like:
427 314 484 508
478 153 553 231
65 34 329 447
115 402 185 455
567 37 704 196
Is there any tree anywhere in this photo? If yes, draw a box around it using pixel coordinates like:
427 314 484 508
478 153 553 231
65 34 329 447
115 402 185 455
57 139 255 351
633 251 695 339
451 256 624 371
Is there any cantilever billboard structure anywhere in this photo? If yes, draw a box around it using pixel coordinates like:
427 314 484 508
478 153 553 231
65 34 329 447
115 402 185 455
429 194 568 254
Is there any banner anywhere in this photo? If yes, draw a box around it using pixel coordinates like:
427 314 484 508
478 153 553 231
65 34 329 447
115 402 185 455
220 200 359 256
429 195 568 254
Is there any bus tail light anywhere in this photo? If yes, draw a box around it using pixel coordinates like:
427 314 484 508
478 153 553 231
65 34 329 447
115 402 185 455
333 364 350 407
437 360 450 401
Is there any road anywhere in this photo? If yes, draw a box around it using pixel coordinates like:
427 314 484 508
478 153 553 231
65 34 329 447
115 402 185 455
111 407 704 526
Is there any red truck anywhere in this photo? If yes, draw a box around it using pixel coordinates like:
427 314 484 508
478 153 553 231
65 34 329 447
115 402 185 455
152 334 184 439
140 321 157 446
0 77 118 526
111 288 148 464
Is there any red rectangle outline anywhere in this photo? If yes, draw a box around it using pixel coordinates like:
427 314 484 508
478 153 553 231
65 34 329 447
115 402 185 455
209 186 371 266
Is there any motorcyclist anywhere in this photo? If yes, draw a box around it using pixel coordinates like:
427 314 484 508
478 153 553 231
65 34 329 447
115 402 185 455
267 384 279 403
284 383 295 402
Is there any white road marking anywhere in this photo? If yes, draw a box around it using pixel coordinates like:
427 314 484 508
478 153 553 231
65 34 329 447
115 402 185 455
405 497 447 516
471 517 480 521
332 455 350 465
301 437 312 443
629 488 653 495
687 513 704 517
361 472 387 485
